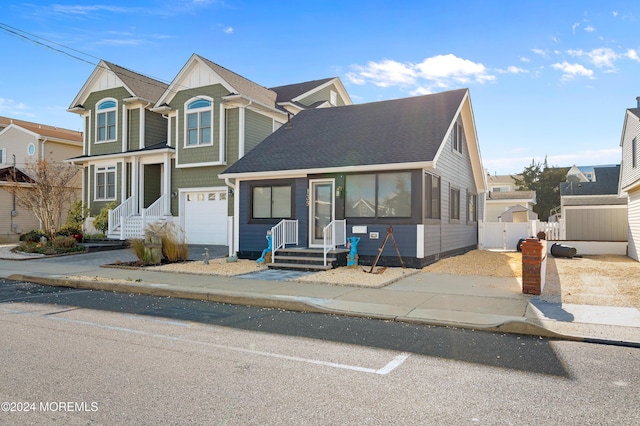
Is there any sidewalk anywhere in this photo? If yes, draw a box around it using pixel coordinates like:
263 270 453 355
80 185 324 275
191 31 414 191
1 248 639 347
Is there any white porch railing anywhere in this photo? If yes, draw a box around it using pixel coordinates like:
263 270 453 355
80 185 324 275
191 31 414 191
322 219 346 266
108 196 134 237
145 193 167 218
271 219 299 263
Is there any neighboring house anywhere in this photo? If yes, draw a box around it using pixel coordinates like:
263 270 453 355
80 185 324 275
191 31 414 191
0 116 83 242
619 98 640 260
484 174 536 222
220 88 486 268
560 165 627 241
67 54 351 244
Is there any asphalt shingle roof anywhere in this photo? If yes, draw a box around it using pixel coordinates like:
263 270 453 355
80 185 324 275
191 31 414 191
222 88 467 175
270 78 335 104
0 116 82 142
560 165 621 196
102 61 168 104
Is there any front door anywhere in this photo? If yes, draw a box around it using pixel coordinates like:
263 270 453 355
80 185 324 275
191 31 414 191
309 179 335 247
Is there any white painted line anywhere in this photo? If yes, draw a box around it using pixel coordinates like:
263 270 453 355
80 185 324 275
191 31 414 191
123 314 192 327
1 307 409 375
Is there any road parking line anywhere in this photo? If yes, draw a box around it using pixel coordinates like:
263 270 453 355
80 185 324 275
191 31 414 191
1 306 409 375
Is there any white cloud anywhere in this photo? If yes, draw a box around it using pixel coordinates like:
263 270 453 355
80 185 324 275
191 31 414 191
531 48 547 57
567 47 619 68
551 62 594 80
496 66 528 74
572 22 580 34
584 25 596 32
613 11 618 17
346 54 494 93
223 26 233 34
0 98 28 114
626 49 640 61
520 57 531 63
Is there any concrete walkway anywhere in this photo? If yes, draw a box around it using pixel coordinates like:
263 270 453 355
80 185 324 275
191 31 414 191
1 247 639 346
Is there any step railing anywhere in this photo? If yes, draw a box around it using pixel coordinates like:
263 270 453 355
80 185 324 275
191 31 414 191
144 193 167 218
322 219 346 266
108 196 134 237
271 219 299 263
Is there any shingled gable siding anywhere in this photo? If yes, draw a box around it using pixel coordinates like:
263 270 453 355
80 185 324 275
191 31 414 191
423 117 479 261
237 178 308 259
621 112 640 188
299 83 347 107
172 85 228 166
245 109 275 153
145 109 168 147
85 88 130 156
127 109 140 151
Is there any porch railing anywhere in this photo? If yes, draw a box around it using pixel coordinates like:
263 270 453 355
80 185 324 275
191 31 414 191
144 193 167 218
322 220 346 266
271 219 299 263
108 196 134 237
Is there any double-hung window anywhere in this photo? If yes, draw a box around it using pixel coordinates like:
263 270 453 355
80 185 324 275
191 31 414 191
186 99 212 146
95 166 116 200
467 191 477 223
0 148 5 164
97 100 117 142
450 188 460 221
452 121 464 154
424 172 440 219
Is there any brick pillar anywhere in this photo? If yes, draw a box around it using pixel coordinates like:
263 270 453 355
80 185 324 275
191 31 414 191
521 238 547 295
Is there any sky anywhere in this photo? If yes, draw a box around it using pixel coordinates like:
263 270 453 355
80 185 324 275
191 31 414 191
1 0 639 175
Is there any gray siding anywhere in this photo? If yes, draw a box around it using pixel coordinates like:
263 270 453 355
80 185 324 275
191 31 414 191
428 117 479 256
245 109 274 153
620 112 640 189
145 109 167 146
629 190 640 260
84 87 130 156
565 207 628 241
299 83 347 107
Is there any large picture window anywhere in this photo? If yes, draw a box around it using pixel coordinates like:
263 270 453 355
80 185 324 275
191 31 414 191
95 166 116 200
252 185 292 219
186 99 212 146
424 172 441 219
345 172 411 218
97 100 117 142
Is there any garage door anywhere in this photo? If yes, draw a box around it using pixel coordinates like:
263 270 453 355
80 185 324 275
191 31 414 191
184 190 228 245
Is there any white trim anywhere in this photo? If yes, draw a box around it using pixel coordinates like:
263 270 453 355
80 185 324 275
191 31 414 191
0 148 6 165
219 103 226 162
416 224 424 258
120 160 126 204
183 96 214 148
219 161 434 180
308 178 335 248
121 104 127 153
94 164 117 202
139 106 145 149
239 106 245 159
95 97 118 144
175 160 226 169
563 204 627 210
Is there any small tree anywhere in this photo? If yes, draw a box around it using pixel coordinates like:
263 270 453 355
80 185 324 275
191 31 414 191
6 158 80 238
513 157 568 221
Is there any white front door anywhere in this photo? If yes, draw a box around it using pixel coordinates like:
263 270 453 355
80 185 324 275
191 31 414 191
309 179 335 247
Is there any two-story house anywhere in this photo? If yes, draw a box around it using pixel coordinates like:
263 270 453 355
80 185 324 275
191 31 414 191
0 116 83 241
67 54 351 245
484 174 536 222
619 97 640 260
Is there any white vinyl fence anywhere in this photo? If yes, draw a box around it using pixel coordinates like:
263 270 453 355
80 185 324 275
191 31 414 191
479 220 565 250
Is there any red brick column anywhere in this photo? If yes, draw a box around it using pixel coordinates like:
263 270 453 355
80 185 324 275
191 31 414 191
521 238 547 295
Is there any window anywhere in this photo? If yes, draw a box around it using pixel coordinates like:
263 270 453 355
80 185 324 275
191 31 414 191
450 188 460 221
424 172 440 219
186 99 212 146
252 185 292 219
330 90 337 106
95 166 116 200
467 192 477 223
633 138 637 168
452 121 464 154
0 148 5 164
97 100 117 142
345 172 412 218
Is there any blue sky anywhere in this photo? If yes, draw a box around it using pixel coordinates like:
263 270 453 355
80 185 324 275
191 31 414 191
1 1 639 174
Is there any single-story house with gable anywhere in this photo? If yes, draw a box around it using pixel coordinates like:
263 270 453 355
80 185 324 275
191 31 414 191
219 88 486 268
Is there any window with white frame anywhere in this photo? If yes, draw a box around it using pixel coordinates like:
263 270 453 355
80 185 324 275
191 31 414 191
95 166 116 200
185 98 212 146
633 137 637 168
96 100 117 142
0 148 5 164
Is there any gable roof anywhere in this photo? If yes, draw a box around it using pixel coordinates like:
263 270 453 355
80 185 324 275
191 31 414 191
68 60 169 110
0 166 33 183
487 190 536 202
560 165 621 196
0 116 82 143
270 77 336 103
155 54 277 109
221 88 469 176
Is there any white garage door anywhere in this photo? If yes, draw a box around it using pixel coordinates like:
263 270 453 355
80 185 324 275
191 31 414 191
184 190 228 245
